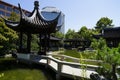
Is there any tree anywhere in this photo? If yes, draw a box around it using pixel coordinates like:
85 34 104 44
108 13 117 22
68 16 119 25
51 31 64 39
95 17 114 32
97 46 120 80
91 38 106 50
8 12 19 21
31 34 39 51
65 29 77 39
0 18 18 54
91 38 120 80
78 26 93 40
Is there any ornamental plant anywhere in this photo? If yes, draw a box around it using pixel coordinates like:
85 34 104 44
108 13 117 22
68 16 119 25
91 38 120 80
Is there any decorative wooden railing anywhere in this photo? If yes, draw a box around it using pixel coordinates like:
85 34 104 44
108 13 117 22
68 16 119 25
16 53 99 80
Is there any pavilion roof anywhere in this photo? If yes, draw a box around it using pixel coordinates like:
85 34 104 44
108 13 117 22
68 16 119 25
64 38 89 42
103 27 120 38
1 1 61 34
41 36 61 41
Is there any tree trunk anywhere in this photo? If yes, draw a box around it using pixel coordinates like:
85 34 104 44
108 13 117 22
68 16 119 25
111 64 117 80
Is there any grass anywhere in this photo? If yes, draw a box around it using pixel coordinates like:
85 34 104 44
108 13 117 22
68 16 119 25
57 50 120 80
0 57 49 80
60 49 80 58
59 49 97 59
0 69 47 80
0 57 15 62
58 49 99 65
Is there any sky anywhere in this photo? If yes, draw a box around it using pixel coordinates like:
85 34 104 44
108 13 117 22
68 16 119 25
3 0 120 33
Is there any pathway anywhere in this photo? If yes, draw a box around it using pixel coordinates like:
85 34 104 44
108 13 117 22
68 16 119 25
16 53 99 80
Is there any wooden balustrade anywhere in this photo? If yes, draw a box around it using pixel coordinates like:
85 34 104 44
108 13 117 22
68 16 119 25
17 53 100 80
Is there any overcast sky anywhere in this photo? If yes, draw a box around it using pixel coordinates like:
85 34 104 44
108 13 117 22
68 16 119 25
3 0 120 33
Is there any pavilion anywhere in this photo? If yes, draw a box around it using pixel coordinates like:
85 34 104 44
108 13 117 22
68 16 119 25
40 36 62 51
64 39 91 50
1 1 61 55
93 27 120 47
103 27 120 47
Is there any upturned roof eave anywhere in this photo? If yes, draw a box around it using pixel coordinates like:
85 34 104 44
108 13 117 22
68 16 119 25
2 1 60 33
18 3 60 27
0 15 20 31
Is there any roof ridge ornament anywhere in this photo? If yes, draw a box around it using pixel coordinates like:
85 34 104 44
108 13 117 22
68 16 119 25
34 1 39 9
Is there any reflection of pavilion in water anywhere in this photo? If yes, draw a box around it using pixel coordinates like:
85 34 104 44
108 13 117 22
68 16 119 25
2 1 62 55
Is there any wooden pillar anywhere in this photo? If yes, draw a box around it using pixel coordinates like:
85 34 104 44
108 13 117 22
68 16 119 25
39 34 42 52
19 32 23 53
47 34 50 51
44 34 47 55
27 33 31 53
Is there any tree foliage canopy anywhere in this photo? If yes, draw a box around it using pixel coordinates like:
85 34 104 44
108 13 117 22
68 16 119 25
91 38 120 80
95 17 113 31
65 29 76 39
8 12 20 21
51 31 64 39
0 18 18 54
78 26 94 40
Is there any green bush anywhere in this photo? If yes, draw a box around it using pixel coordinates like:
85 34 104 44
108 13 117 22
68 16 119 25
0 18 18 54
0 58 48 80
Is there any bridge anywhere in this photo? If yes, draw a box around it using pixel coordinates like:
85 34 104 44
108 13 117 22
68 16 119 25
16 52 99 80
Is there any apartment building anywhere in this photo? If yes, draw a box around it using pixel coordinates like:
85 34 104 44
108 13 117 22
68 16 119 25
0 0 30 17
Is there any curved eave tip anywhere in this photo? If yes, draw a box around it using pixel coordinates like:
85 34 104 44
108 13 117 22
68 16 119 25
18 3 20 8
53 11 61 21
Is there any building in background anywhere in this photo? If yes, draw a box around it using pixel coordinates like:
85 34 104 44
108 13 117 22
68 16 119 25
0 0 30 17
41 7 65 34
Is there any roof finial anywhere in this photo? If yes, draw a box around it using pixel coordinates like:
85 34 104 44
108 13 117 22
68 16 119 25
34 1 39 9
